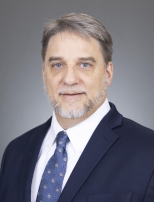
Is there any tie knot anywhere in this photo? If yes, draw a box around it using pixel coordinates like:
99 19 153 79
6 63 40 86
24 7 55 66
56 131 69 148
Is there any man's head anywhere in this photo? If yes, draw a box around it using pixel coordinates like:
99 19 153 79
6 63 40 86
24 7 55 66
42 13 113 124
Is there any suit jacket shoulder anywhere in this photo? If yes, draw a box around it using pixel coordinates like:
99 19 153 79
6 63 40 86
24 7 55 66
0 118 51 202
115 116 154 152
1 118 51 172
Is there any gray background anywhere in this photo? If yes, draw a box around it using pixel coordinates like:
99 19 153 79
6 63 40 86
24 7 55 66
0 0 154 163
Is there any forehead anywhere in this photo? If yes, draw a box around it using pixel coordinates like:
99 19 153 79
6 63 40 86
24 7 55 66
45 31 103 60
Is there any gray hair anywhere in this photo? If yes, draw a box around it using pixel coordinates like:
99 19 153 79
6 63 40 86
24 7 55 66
41 13 113 66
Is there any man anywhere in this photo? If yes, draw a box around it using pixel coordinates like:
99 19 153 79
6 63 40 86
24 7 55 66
0 13 154 202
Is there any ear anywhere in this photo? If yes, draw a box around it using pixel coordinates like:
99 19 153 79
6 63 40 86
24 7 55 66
42 63 45 78
105 62 114 86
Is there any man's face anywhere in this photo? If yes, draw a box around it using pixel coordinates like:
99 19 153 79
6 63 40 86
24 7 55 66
43 31 113 119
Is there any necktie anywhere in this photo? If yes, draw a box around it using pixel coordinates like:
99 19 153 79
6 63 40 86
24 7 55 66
36 131 69 202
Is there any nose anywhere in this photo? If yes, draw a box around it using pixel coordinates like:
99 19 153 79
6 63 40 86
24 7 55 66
63 66 79 85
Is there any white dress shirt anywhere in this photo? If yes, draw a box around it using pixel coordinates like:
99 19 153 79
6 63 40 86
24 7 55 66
31 98 110 202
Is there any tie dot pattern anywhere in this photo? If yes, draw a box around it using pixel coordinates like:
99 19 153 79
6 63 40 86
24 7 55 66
36 131 69 202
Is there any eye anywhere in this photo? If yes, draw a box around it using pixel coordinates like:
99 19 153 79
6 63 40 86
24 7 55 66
52 63 63 68
80 63 90 68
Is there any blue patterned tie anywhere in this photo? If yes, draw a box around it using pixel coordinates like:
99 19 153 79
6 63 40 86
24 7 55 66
36 131 69 202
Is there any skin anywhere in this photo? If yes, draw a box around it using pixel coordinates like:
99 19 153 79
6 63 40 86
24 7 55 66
43 31 113 129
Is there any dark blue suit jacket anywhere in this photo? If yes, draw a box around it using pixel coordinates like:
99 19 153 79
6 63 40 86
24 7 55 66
1 103 154 202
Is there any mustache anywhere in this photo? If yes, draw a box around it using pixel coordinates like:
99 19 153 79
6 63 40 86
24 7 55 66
58 86 87 95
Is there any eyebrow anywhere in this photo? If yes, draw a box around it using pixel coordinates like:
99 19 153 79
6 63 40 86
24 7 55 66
78 57 96 63
48 56 96 63
48 57 63 62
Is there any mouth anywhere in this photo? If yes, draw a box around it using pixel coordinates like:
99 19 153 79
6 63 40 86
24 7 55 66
59 92 85 100
60 92 85 96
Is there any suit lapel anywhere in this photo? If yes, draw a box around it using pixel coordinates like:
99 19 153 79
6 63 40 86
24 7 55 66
58 103 123 202
19 118 51 202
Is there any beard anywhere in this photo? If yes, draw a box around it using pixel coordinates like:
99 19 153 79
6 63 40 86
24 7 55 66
43 75 108 119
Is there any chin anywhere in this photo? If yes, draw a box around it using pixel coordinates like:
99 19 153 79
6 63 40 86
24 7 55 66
54 104 90 119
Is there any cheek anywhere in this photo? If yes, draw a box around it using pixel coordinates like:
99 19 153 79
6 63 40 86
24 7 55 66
86 75 104 91
44 72 59 91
